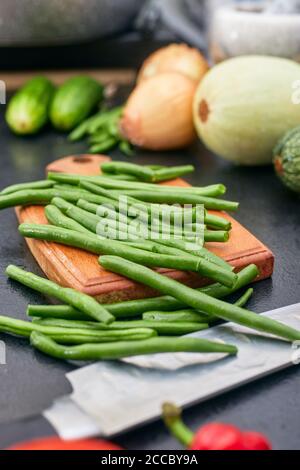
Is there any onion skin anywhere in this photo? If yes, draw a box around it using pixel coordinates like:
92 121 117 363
120 73 197 151
193 55 300 166
137 44 209 85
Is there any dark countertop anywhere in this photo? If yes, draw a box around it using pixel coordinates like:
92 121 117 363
0 87 299 450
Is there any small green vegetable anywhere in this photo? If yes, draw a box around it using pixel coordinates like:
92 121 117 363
6 77 54 135
50 76 104 131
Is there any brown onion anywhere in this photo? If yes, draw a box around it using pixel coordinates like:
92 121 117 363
120 73 197 151
137 44 209 85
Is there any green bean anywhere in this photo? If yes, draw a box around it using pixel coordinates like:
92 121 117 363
30 331 238 361
6 265 114 325
27 304 86 320
0 187 106 210
204 213 232 231
102 163 194 183
1 180 55 196
101 162 156 183
88 107 123 134
0 315 154 344
151 166 195 183
143 288 254 323
102 174 138 182
89 131 111 145
234 288 254 308
121 183 226 197
18 224 236 286
146 165 165 170
45 205 92 234
119 140 134 157
53 184 86 191
0 189 54 210
100 256 300 342
152 238 231 270
50 332 154 345
204 230 229 243
90 137 118 154
68 111 105 141
143 310 212 323
47 172 227 197
49 330 155 345
33 318 209 336
108 190 239 212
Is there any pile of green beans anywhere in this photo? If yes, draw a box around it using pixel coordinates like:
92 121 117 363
56 196 210 244
0 260 261 361
27 264 259 320
68 107 134 156
6 265 114 325
0 162 286 364
30 332 238 361
99 256 300 342
18 224 237 287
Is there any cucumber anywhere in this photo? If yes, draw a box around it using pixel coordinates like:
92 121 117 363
5 77 54 135
50 76 104 132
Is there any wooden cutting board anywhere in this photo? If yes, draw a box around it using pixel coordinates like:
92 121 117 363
17 155 274 303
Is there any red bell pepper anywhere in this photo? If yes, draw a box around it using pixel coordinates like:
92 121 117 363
162 403 271 451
